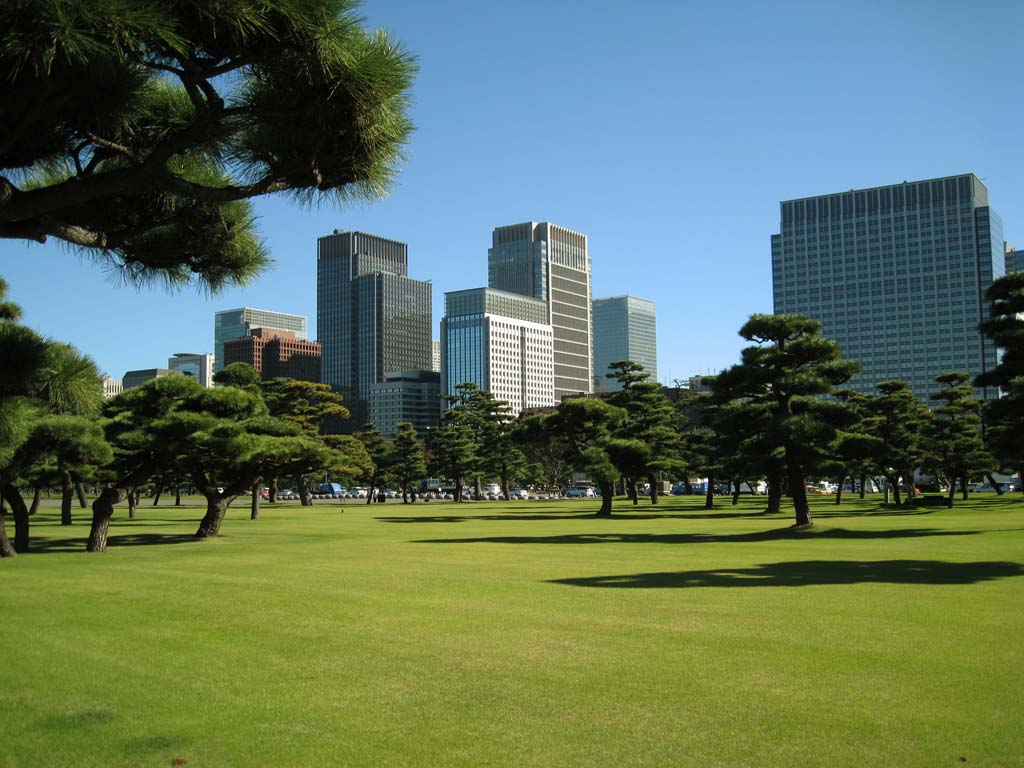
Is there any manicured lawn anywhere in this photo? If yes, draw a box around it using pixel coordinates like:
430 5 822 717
2 493 1023 767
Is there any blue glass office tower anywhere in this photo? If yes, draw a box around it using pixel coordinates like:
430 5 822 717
317 231 432 426
592 295 657 392
772 174 1004 402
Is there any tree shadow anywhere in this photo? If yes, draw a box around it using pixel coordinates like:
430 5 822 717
375 509 785 524
375 514 597 524
548 559 1024 589
415 527 982 546
23 532 197 553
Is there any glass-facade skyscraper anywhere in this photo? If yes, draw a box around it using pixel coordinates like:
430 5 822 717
441 287 555 415
772 174 1004 402
317 230 432 426
592 295 657 392
214 308 307 373
488 222 592 400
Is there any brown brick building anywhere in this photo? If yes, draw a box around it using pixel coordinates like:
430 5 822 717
222 328 322 382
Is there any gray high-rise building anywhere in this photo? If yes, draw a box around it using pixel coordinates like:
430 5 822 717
317 230 432 426
214 308 307 373
367 370 441 438
592 295 657 392
441 287 555 415
1006 243 1021 274
772 174 1005 402
488 221 592 400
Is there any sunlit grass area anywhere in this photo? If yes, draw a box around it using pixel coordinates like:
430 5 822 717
2 493 1022 767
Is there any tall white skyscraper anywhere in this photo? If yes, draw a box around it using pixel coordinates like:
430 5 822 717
488 222 592 400
441 288 555 415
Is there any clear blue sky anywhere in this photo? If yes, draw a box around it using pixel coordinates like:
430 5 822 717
2 0 1021 383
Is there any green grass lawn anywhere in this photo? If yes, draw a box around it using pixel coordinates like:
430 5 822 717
2 493 1023 767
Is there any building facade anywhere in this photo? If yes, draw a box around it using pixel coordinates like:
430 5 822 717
168 352 214 388
366 370 441 438
214 308 307 373
101 376 123 398
772 174 1004 401
317 231 432 425
122 368 179 390
441 288 555 415
488 222 592 400
1007 243 1021 274
592 295 657 392
222 328 322 382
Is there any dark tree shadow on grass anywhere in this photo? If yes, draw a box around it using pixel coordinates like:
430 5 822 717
549 560 1024 589
415 527 982 546
376 509 785 524
25 532 197 553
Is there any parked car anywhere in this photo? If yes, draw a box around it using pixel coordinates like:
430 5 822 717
564 487 595 498
348 487 368 498
278 489 299 500
510 488 529 499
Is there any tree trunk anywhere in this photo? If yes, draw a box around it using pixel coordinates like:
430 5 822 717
731 477 741 506
1 484 30 553
887 474 901 506
298 477 313 507
0 501 14 558
152 485 162 506
766 468 783 513
250 481 260 520
61 472 73 525
859 473 867 499
902 468 916 505
647 473 659 505
961 475 969 501
984 472 1004 496
594 479 614 516
402 484 409 504
268 477 278 503
704 476 714 510
835 480 844 506
175 487 181 506
127 487 137 519
947 481 956 508
195 495 233 538
683 477 693 495
785 449 811 526
29 486 42 516
88 486 128 552
75 481 88 509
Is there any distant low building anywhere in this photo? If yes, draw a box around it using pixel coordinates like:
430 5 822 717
122 368 180 390
367 370 441 438
1007 243 1022 274
222 328 322 382
101 376 123 398
168 352 214 388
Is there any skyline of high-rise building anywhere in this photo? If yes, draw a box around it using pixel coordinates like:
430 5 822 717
772 173 1004 402
488 222 592 400
441 287 555 415
317 230 432 426
592 295 657 392
214 308 307 374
